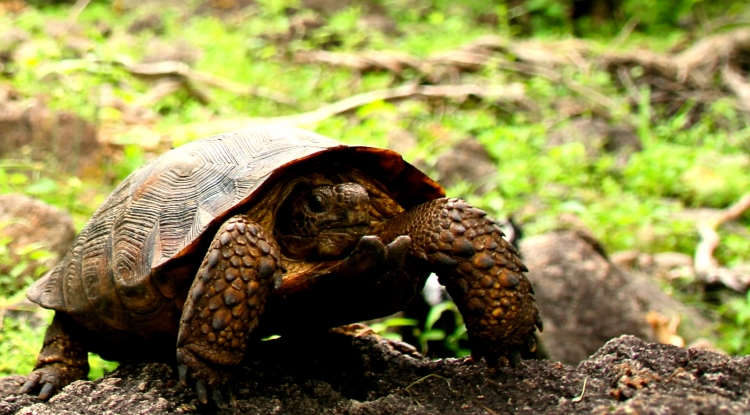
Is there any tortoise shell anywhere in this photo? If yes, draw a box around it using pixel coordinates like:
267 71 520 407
27 126 444 340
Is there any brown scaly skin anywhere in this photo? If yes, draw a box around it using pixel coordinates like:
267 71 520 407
20 314 90 399
374 197 542 367
176 215 284 405
21 183 539 405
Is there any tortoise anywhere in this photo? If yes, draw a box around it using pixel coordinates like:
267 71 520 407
21 126 541 404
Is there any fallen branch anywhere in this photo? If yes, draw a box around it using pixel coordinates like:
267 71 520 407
490 59 621 116
119 60 297 107
695 193 750 291
674 28 750 84
599 28 750 114
137 78 188 107
722 65 750 111
294 36 588 79
607 16 641 51
295 41 615 114
294 50 424 75
68 0 91 21
168 82 526 138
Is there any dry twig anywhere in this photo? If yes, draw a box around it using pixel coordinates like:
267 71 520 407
600 28 750 112
722 65 750 111
294 35 588 78
170 82 526 138
571 377 588 402
68 0 91 20
694 193 750 291
294 37 617 114
120 60 297 107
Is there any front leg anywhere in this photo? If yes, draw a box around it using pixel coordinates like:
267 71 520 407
375 198 542 367
176 215 284 404
20 313 90 399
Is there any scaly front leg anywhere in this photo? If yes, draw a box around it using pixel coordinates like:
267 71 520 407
176 215 284 405
375 198 542 367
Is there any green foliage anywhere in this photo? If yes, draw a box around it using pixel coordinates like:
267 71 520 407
0 235 55 294
721 291 750 355
0 307 117 379
0 0 749 370
0 311 48 377
419 301 469 357
370 317 419 341
371 301 469 357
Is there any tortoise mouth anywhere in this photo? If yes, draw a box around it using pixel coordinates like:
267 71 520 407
278 227 370 260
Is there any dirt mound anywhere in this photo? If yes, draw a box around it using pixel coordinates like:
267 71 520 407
1 333 747 414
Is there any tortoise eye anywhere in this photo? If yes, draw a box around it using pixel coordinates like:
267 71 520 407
307 193 327 212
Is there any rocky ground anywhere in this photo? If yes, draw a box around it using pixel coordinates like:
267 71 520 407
0 333 748 414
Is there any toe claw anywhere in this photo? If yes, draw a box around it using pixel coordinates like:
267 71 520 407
535 313 544 332
38 382 56 400
527 334 537 353
178 364 188 384
195 380 208 404
212 389 225 407
19 380 36 395
508 350 522 367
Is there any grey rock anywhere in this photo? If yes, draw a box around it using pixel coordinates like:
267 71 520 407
433 137 497 194
548 117 642 168
141 40 201 65
0 100 100 174
520 231 713 365
0 27 29 60
0 195 75 286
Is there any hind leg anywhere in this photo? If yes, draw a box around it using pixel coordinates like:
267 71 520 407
20 313 90 399
176 215 284 404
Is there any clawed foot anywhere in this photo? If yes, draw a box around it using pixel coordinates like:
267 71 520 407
176 347 228 406
334 235 411 277
379 337 422 359
20 363 86 400
331 323 423 359
474 317 542 369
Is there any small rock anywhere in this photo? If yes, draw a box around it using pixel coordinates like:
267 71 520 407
201 0 256 17
610 250 641 270
0 100 100 175
127 13 165 35
433 137 496 195
612 251 695 281
141 39 201 65
301 0 353 15
42 20 93 58
0 27 29 62
0 195 75 287
358 13 397 35
520 231 713 365
547 117 641 168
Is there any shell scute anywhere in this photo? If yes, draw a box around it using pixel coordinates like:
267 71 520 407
27 126 442 334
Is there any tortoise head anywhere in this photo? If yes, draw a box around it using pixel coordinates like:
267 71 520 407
275 182 370 259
